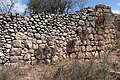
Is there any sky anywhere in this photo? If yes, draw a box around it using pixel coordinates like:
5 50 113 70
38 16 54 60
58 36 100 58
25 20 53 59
7 0 120 14
13 0 28 13
85 0 120 14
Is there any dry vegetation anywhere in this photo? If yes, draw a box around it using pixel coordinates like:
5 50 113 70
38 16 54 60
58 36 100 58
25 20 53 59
0 63 27 80
0 56 120 80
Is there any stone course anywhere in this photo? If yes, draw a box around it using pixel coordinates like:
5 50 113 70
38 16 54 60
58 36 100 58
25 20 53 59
0 4 117 64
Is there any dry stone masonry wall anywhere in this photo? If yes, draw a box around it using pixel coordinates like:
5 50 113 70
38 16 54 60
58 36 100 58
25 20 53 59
0 4 117 64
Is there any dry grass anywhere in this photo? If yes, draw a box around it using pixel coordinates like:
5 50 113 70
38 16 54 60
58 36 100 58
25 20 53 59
0 63 27 80
0 58 120 80
0 49 120 80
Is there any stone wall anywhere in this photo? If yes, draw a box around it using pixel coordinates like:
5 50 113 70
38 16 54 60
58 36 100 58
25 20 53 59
0 4 116 64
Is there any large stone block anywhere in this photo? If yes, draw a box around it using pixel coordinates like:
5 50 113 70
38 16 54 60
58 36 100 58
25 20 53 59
10 48 22 56
15 32 27 40
12 40 22 48
10 56 19 63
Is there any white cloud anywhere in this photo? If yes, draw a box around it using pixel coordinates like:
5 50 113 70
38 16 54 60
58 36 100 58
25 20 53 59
117 2 120 6
13 0 27 14
112 9 120 14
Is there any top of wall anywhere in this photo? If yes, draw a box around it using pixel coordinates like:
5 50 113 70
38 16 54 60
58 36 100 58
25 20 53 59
0 4 112 17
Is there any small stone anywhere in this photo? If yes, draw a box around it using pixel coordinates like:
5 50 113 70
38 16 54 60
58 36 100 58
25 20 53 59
22 48 28 54
100 51 105 57
83 40 87 45
37 40 42 44
47 41 54 46
4 49 10 53
46 54 51 59
42 40 46 43
86 45 92 51
31 57 35 60
97 8 103 12
33 15 38 19
46 59 51 63
88 16 94 21
0 52 4 56
98 41 105 46
62 54 67 59
81 46 86 52
39 44 46 49
32 30 37 33
4 35 10 38
32 44 38 49
82 15 86 20
28 49 34 54
78 20 85 26
74 46 80 52
41 35 46 40
89 34 94 40
52 55 59 61
27 32 33 37
31 54 34 57
32 39 37 43
87 27 92 33
5 44 11 48
98 35 104 40
24 40 32 49
63 33 67 37
36 27 41 31
56 48 62 53
34 33 40 39
77 52 85 59
70 53 77 58
88 8 94 12
8 29 14 33
23 54 31 61
86 39 91 45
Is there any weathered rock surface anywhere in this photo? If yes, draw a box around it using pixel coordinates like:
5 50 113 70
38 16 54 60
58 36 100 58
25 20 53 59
12 40 22 48
0 4 117 64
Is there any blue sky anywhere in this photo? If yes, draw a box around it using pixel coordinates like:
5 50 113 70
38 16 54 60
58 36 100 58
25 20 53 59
15 0 120 14
86 0 120 14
